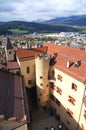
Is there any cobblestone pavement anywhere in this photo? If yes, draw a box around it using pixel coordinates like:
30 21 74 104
29 107 66 130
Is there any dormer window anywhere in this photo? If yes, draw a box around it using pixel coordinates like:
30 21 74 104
74 60 81 68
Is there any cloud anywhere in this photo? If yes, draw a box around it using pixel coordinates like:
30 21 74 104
0 0 86 21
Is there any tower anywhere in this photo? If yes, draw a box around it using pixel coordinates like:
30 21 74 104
35 55 50 108
6 37 15 61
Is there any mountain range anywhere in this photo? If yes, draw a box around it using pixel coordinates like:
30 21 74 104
42 15 86 26
0 15 86 35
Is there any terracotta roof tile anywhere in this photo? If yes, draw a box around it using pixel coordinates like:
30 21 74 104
44 43 86 83
16 47 47 61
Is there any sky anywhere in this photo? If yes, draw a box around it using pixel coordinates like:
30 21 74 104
0 0 86 22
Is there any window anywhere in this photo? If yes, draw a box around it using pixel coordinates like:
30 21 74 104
47 84 48 87
40 83 43 86
83 110 86 120
28 80 32 84
52 70 55 79
26 67 30 73
1 60 3 63
72 83 77 91
40 76 43 79
56 87 62 95
50 94 55 102
56 99 61 106
9 51 11 54
50 82 54 89
68 96 76 105
80 124 85 130
67 121 70 125
66 108 73 117
46 101 48 104
57 74 62 82
38 98 40 102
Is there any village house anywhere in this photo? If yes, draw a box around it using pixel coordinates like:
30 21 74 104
44 43 86 130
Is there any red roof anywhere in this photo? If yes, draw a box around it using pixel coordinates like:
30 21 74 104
16 47 47 61
44 43 86 83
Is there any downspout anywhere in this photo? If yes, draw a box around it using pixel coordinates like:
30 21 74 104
76 83 86 130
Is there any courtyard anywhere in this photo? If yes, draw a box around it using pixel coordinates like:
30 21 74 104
29 107 67 130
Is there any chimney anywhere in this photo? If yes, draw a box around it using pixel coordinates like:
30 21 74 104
67 60 71 69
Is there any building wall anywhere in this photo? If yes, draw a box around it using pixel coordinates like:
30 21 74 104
50 68 85 130
35 56 50 107
79 88 86 130
6 49 15 61
20 59 35 88
0 55 6 63
0 47 6 63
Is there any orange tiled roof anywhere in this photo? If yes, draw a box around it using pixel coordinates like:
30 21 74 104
44 43 86 83
16 47 47 61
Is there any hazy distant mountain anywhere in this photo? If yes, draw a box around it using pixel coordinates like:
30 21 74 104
0 21 80 35
43 15 86 26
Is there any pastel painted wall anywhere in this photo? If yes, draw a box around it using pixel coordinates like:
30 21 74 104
20 59 35 88
35 56 50 107
50 68 85 130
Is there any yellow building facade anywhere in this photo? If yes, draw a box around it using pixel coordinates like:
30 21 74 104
19 59 35 88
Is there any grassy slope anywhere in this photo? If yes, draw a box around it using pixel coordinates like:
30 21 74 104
9 29 28 34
